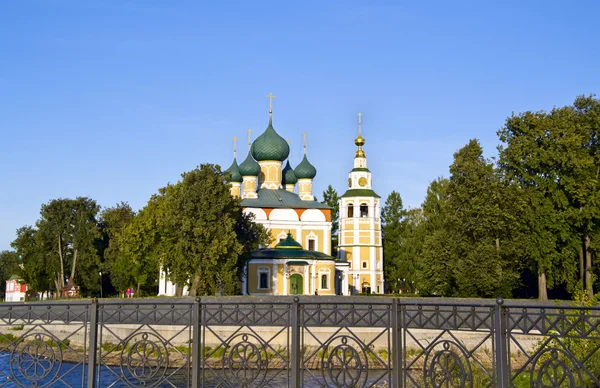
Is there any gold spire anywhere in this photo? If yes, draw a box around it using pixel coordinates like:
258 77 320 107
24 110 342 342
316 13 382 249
266 92 276 115
355 113 366 158
246 128 252 151
232 136 238 159
301 132 308 154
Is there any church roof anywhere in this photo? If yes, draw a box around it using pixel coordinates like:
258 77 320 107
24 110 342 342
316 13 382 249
340 189 381 198
250 233 335 261
294 155 317 179
224 158 243 183
250 118 290 162
241 189 330 209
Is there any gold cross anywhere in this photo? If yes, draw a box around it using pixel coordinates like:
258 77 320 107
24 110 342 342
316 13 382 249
246 128 252 150
266 92 276 114
232 136 238 158
301 132 307 154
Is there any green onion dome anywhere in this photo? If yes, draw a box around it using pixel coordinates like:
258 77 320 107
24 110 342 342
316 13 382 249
224 158 243 183
250 119 290 162
282 161 297 186
275 232 303 249
238 152 260 177
294 154 317 179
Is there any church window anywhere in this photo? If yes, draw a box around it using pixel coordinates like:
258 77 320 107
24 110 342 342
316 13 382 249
259 273 268 289
308 239 316 251
348 204 354 218
362 261 367 269
321 274 329 289
360 203 368 218
257 266 270 290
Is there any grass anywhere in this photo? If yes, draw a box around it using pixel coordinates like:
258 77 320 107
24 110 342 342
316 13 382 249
0 333 17 344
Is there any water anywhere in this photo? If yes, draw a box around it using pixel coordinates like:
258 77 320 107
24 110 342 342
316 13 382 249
0 353 388 387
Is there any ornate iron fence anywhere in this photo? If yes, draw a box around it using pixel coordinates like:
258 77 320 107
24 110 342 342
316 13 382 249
0 297 597 387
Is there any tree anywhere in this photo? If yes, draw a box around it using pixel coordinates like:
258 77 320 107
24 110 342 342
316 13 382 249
322 185 340 256
100 202 136 295
498 105 586 300
0 251 21 298
11 226 51 293
445 139 521 297
381 191 407 291
418 178 454 296
119 196 164 296
418 141 523 298
159 164 244 296
13 197 102 296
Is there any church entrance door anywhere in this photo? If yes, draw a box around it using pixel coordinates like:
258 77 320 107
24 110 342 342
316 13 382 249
290 274 303 295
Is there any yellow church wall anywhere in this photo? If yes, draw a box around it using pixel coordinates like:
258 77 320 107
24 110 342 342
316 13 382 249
360 247 370 270
358 222 371 231
359 236 371 245
246 263 264 294
344 250 353 263
302 229 324 252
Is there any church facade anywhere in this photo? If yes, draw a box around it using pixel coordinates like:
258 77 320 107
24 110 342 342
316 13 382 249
158 95 383 296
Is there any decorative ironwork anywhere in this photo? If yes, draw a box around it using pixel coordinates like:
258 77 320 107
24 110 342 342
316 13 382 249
120 332 169 386
10 333 62 387
531 348 583 388
321 335 368 388
423 340 472 388
222 333 268 387
2 297 600 387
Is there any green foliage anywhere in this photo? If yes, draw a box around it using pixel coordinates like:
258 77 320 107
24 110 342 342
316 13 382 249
419 141 522 297
381 191 410 291
498 96 600 299
12 197 102 296
322 185 339 256
0 251 21 298
120 164 268 297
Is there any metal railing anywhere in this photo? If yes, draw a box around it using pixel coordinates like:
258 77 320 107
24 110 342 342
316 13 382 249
0 296 597 387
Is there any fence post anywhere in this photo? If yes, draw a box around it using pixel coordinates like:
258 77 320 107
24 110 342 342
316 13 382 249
290 296 301 388
86 299 99 388
391 298 403 388
191 298 201 388
494 297 509 388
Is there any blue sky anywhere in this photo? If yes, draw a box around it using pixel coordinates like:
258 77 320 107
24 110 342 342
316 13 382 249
1 0 599 251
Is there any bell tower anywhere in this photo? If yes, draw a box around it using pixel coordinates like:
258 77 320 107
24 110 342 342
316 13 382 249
338 113 384 294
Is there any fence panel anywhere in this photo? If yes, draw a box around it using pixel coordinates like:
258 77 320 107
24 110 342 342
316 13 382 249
0 302 91 387
200 300 292 387
507 304 600 387
1 297 599 387
400 301 498 387
299 300 394 387
95 301 195 387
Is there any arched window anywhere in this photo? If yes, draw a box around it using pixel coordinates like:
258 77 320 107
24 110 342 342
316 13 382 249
348 204 354 218
360 203 368 217
321 274 329 290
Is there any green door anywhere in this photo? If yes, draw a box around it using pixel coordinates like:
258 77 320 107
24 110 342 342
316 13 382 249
290 274 303 295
